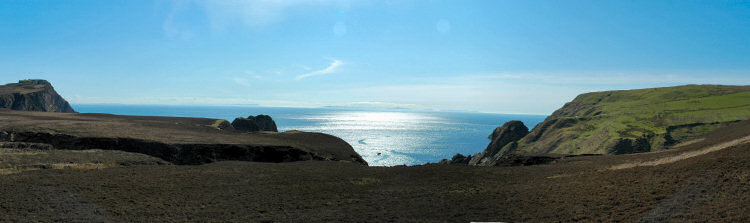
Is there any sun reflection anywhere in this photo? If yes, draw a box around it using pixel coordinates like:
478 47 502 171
342 111 420 122
284 111 466 166
283 111 451 166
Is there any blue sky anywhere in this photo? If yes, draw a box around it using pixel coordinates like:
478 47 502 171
2 0 750 114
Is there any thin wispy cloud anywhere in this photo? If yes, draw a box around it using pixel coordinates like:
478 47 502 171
232 77 251 87
295 59 343 80
244 71 264 80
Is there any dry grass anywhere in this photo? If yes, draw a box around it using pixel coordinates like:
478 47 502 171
0 162 119 175
0 151 48 156
670 138 706 148
209 119 228 129
0 148 167 175
48 162 118 170
0 167 40 175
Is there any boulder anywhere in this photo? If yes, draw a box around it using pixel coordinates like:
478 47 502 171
253 115 278 132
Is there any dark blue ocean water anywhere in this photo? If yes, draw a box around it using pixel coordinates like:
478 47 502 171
74 104 546 166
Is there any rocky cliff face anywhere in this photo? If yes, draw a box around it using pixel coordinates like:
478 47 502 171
442 121 529 166
468 121 529 166
0 79 75 113
232 115 278 132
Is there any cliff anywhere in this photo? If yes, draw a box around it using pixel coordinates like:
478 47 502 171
0 110 367 165
0 79 75 113
467 121 529 166
463 85 750 166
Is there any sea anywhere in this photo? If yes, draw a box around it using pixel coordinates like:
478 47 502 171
74 104 547 166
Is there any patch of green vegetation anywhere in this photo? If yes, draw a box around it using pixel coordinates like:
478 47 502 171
520 85 750 155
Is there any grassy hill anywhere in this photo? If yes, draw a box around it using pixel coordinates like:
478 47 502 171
514 85 750 155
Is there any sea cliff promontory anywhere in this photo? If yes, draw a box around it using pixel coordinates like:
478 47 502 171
0 79 76 113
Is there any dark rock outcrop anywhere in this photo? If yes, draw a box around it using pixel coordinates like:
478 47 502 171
253 115 278 131
439 154 472 165
232 115 278 132
467 120 529 166
485 121 529 156
0 79 75 113
610 137 652 155
443 121 529 166
493 153 561 167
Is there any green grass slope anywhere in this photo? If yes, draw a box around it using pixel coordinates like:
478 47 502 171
515 85 750 155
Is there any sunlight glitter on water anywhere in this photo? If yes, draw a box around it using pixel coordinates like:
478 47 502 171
283 111 483 166
294 111 453 131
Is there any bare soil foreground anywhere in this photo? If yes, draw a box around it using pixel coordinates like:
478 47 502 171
2 119 750 221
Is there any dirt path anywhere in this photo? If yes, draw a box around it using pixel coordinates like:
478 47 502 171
609 135 750 170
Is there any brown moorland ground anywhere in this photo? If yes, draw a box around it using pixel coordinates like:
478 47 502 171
2 117 750 222
0 109 366 165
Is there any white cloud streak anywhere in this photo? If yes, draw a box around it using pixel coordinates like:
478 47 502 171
295 59 343 80
232 77 251 87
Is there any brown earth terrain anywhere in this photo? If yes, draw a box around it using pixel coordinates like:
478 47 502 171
2 117 750 222
0 109 366 165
